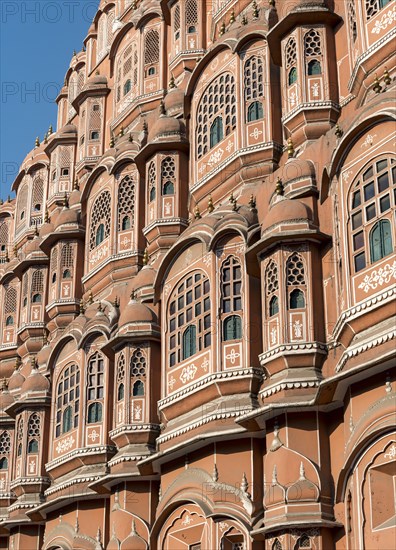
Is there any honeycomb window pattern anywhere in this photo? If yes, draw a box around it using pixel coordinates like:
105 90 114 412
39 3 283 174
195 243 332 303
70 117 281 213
304 30 322 57
347 0 358 43
117 353 126 400
148 161 157 202
118 174 136 231
266 261 279 295
28 413 41 437
196 72 236 159
286 253 306 285
131 349 147 378
161 157 176 194
89 190 111 251
61 243 74 270
365 0 392 20
0 431 11 454
186 0 198 30
0 221 9 255
285 37 297 69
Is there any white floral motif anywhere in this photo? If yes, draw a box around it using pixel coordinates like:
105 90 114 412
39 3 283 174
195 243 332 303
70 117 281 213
371 7 396 34
289 91 297 107
29 460 36 473
225 348 240 365
357 261 396 293
180 364 197 384
189 38 195 48
89 244 109 265
343 170 353 183
271 327 277 345
163 283 171 297
0 479 5 490
203 254 212 267
225 140 234 153
132 403 142 421
201 357 209 371
384 443 396 460
182 514 192 525
168 376 176 390
311 83 320 97
88 430 100 443
293 320 303 338
207 148 224 167
56 435 75 454
250 128 263 140
361 134 377 148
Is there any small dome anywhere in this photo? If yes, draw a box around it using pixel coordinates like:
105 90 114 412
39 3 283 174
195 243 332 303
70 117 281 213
0 381 14 411
263 198 313 231
120 523 147 550
24 235 42 256
8 368 25 392
164 87 185 115
83 74 108 91
21 367 49 395
131 267 156 292
55 206 79 229
36 343 52 368
39 219 55 238
148 112 186 142
119 298 157 327
69 188 81 207
277 159 315 185
59 124 77 136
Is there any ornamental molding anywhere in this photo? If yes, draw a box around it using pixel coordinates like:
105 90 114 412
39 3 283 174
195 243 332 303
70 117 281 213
45 475 101 497
9 477 50 489
110 89 166 129
46 445 116 472
259 342 327 365
143 218 188 234
260 380 320 399
108 454 151 467
332 286 396 341
357 261 396 293
282 101 340 124
109 423 160 437
157 407 254 445
82 251 140 283
335 328 396 373
159 367 263 408
7 502 36 512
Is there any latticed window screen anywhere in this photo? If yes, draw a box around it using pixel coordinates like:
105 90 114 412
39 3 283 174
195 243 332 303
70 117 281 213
161 157 176 195
244 56 264 102
55 364 80 437
51 246 58 281
16 418 23 456
0 220 9 251
196 72 236 158
148 161 157 202
87 353 104 423
272 540 283 550
266 260 279 317
31 270 44 294
28 413 40 453
285 37 297 68
77 69 85 94
31 173 44 211
22 273 29 305
186 0 198 30
16 183 28 227
106 10 115 48
365 0 391 20
304 30 322 57
347 0 358 43
59 146 71 175
0 431 11 454
286 253 306 310
117 353 126 400
168 272 211 366
144 29 160 66
89 103 101 138
61 243 74 274
118 174 135 230
295 534 311 548
89 190 111 250
131 348 146 397
4 287 17 316
174 4 180 33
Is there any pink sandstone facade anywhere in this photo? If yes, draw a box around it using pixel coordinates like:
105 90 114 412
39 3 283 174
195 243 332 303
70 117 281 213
0 0 395 548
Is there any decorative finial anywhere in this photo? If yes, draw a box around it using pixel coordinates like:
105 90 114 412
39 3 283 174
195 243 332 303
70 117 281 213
252 0 259 19
0 378 8 392
131 0 137 9
44 133 48 144
142 248 149 266
82 45 86 53
185 455 189 469
275 177 284 196
131 520 137 535
13 244 18 258
97 302 103 312
88 291 94 305
63 192 69 208
73 49 77 56
373 74 382 94
169 75 176 89
299 461 306 480
270 421 284 452
113 296 120 308
249 194 257 211
212 463 219 482
219 21 226 36
79 299 85 314
128 133 133 142
242 15 248 25
112 487 121 511
335 124 343 138
269 0 275 6
241 472 249 495
159 100 166 116
110 134 115 148
96 527 101 543
75 517 79 533
48 124 53 135
35 137 40 148
130 289 136 301
158 483 162 500
385 373 392 394
31 356 37 369
208 195 214 213
384 67 391 86
287 136 294 158
194 205 201 219
229 10 235 24
44 209 49 223
15 357 21 370
119 126 124 137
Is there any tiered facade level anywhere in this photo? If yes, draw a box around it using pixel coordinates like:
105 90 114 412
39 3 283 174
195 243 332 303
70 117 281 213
0 0 395 548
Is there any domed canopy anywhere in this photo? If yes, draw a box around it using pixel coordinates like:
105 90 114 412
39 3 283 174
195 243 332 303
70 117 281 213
120 522 147 550
0 381 14 411
24 235 43 256
83 73 108 91
118 298 157 327
21 367 50 395
277 158 316 185
148 113 186 143
69 188 82 207
164 87 185 115
8 368 25 392
59 124 77 136
263 198 313 231
55 206 79 229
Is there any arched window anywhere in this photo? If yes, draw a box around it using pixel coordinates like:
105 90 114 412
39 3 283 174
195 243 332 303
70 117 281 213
290 288 305 309
0 431 11 471
28 439 39 454
307 59 321 75
244 55 264 122
223 315 242 341
266 260 279 317
5 315 14 326
124 79 131 96
196 72 236 158
349 157 395 273
90 190 111 251
88 103 101 143
294 534 311 549
366 0 392 20
62 269 71 279
168 272 211 366
132 380 145 396
286 253 306 310
55 364 80 437
116 42 138 108
210 117 223 148
148 161 156 202
285 37 297 86
86 353 105 423
221 256 242 314
4 287 17 329
269 296 279 316
183 325 197 359
161 157 176 195
30 172 44 225
370 220 393 263
32 293 42 303
272 539 283 550
0 457 8 470
117 353 126 402
118 173 136 232
16 182 28 230
31 269 44 305
87 402 103 423
247 101 264 122
0 219 9 254
288 67 297 85
16 418 23 458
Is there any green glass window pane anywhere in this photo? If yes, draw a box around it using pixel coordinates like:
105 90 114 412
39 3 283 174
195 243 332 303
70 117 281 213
354 252 366 272
352 190 361 209
364 182 375 201
352 211 362 229
378 173 389 192
353 231 364 250
366 203 376 221
380 194 390 213
363 167 373 181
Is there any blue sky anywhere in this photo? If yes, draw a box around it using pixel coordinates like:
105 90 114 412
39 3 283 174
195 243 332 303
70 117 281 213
0 0 99 199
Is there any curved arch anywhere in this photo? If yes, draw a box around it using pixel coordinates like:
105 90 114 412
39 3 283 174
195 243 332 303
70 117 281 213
80 165 109 204
109 21 135 70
